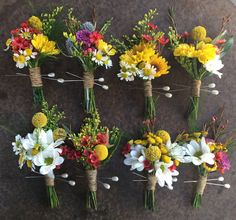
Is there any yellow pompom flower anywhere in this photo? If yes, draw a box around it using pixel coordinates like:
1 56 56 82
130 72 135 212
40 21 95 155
128 139 134 145
156 130 171 144
150 55 170 78
28 16 43 31
32 112 48 128
145 146 161 162
191 26 207 41
173 44 196 58
31 34 60 56
134 139 143 145
154 136 163 144
53 128 67 141
95 144 108 161
147 137 156 144
162 155 171 163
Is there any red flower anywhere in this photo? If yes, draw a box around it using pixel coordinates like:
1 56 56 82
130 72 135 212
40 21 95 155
144 160 153 171
122 144 131 155
56 165 61 170
158 35 169 45
142 34 153 41
181 31 190 38
169 164 176 172
81 136 91 146
20 21 28 29
96 132 109 145
87 152 100 168
11 37 30 51
148 23 158 30
90 31 103 44
11 28 19 35
216 39 226 44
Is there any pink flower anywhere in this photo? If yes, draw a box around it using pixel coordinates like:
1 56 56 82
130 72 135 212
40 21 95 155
158 35 169 45
215 151 231 174
148 23 158 30
142 34 153 41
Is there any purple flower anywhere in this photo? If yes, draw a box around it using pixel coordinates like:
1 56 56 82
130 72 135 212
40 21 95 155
76 29 92 47
216 151 231 174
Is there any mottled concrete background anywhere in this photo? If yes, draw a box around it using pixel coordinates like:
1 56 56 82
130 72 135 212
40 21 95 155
0 0 236 219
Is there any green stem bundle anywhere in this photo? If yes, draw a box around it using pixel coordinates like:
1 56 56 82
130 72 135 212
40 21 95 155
86 169 98 210
144 80 156 121
45 174 59 208
193 174 208 208
29 67 45 106
83 71 96 114
144 174 157 211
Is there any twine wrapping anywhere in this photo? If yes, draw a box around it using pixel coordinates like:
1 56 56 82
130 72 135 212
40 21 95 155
83 72 94 89
192 79 201 97
196 175 207 195
86 169 97 192
146 174 157 191
45 175 55 186
29 67 43 87
144 80 152 97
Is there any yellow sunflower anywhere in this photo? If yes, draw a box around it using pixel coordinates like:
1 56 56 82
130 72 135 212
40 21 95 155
150 55 170 78
132 43 155 63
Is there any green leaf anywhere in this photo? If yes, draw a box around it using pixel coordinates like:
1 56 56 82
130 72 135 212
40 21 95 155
100 18 113 35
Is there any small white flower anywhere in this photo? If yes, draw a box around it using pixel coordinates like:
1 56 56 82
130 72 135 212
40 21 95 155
183 137 215 166
13 53 28 69
117 71 134 81
103 56 113 69
123 144 146 171
92 50 106 66
204 55 224 78
154 161 179 188
138 64 156 80
166 140 186 162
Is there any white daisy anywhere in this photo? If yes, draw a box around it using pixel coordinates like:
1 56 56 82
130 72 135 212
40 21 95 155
183 137 215 166
123 144 146 171
92 50 106 66
13 53 28 69
117 71 134 81
166 140 186 162
138 63 156 80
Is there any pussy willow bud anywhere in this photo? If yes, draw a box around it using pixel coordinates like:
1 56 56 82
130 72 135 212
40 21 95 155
48 73 55 77
61 173 69 179
69 180 76 186
57 78 65 83
98 78 105 82
162 86 170 91
111 176 119 182
165 93 172 98
103 183 110 189
102 85 109 90
208 83 216 88
211 90 219 95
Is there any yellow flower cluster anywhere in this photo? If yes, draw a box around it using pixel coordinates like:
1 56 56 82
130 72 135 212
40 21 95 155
119 42 170 80
32 112 48 128
32 34 60 56
28 16 43 31
176 131 208 143
203 162 217 172
133 130 179 165
209 142 227 152
53 128 67 141
173 26 217 64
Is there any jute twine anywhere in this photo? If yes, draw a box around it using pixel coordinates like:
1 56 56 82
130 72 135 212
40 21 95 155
144 80 152 97
83 72 94 89
29 67 43 87
196 175 207 195
192 79 201 97
146 174 157 191
45 175 55 186
86 169 97 192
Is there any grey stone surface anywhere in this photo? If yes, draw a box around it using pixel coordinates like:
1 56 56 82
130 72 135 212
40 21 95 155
0 0 236 219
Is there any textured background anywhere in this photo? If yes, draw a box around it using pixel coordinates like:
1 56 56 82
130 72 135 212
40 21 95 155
0 0 236 219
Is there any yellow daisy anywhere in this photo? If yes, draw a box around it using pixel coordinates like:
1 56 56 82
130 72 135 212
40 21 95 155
150 55 170 78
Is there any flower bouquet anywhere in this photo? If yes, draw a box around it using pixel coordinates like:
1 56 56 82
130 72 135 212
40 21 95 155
5 7 63 106
63 8 116 113
168 9 234 131
122 130 185 211
111 9 170 121
12 102 68 208
62 110 121 210
176 109 235 208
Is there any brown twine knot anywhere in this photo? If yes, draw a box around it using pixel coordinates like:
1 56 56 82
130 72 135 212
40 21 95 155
86 169 97 192
192 79 201 97
83 72 94 89
45 175 55 186
144 80 152 97
146 174 157 191
29 67 43 87
196 175 207 195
